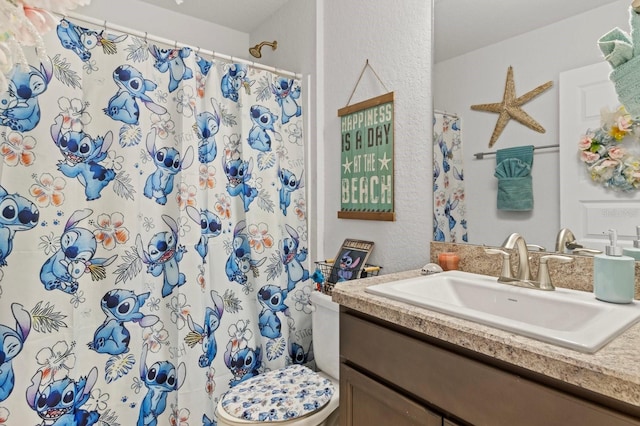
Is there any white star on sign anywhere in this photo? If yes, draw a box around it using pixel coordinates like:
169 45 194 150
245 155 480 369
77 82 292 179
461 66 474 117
378 152 391 170
342 157 353 173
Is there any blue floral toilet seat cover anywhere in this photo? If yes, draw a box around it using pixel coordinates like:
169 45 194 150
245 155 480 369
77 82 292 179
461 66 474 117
221 364 334 422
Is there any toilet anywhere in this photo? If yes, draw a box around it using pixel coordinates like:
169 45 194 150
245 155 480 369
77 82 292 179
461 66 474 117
216 291 340 426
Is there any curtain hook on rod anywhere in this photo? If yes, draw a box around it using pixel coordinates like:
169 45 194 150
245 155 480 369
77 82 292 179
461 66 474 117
103 20 107 32
143 32 148 44
174 40 178 49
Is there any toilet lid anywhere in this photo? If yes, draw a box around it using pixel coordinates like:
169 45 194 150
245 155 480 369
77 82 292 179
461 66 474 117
220 364 334 422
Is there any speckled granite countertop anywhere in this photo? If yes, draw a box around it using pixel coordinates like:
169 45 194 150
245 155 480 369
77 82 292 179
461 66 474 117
332 269 640 408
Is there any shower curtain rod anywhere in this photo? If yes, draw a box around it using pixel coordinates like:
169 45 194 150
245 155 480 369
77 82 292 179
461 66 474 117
473 144 559 160
62 11 302 79
434 109 459 119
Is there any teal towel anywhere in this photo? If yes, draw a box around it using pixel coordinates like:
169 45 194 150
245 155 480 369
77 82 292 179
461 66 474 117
598 7 640 116
495 145 534 166
494 145 534 211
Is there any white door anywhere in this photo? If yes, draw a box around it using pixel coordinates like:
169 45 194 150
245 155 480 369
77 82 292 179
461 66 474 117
559 62 640 251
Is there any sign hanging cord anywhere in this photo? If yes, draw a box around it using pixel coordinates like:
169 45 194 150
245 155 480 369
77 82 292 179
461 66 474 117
345 59 390 106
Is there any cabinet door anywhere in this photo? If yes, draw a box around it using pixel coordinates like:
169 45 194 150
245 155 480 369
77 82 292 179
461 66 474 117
340 364 442 426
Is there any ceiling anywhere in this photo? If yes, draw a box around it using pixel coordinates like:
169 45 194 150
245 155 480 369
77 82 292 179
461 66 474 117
145 0 622 62
138 0 290 33
434 0 622 62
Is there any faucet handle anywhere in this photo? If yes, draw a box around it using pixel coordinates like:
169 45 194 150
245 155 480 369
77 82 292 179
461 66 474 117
526 244 546 252
565 241 584 250
571 247 602 256
538 255 573 291
484 248 512 278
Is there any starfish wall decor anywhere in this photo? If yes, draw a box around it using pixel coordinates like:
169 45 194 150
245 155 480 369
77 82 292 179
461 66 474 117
471 66 552 148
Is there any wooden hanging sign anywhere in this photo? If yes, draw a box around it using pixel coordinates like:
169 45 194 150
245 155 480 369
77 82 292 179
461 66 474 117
338 92 395 221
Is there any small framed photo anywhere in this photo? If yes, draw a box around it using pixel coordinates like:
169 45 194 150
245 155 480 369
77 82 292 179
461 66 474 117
328 239 375 283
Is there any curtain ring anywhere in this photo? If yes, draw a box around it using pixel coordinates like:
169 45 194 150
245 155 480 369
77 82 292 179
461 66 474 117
143 32 148 44
174 40 178 49
196 46 201 56
103 20 107 32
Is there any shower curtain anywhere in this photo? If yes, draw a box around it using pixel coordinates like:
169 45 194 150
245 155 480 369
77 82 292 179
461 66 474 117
0 18 310 425
433 112 467 243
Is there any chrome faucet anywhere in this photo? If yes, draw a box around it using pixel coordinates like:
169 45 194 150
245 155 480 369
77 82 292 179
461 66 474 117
555 228 602 255
501 232 532 280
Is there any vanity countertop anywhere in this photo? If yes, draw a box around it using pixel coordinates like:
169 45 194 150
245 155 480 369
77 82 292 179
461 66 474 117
332 269 640 409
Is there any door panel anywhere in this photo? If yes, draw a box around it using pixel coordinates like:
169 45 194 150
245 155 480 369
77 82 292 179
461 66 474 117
559 62 640 251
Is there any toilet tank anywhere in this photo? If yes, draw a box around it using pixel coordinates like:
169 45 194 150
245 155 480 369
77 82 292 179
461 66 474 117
310 291 340 380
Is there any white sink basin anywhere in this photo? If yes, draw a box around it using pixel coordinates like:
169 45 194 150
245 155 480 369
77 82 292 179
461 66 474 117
365 270 640 353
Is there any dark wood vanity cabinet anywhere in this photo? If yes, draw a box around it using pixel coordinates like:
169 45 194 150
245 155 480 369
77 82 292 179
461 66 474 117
341 364 443 425
339 309 640 426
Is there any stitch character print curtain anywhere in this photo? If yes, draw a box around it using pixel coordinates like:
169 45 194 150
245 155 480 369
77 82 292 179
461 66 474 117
0 18 310 425
433 112 467 243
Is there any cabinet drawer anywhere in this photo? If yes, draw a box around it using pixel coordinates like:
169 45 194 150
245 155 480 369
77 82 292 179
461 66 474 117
340 312 640 426
340 363 442 426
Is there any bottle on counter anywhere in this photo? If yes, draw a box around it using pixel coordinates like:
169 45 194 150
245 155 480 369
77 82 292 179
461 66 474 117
594 229 635 304
622 226 640 261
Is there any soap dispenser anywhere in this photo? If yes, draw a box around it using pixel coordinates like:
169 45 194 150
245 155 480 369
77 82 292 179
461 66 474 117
594 229 635 304
622 226 640 261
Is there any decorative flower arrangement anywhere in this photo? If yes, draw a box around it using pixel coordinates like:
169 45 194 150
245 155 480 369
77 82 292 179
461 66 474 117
578 106 640 191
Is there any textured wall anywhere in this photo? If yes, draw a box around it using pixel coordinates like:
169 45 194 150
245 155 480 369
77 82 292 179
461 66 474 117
320 0 434 273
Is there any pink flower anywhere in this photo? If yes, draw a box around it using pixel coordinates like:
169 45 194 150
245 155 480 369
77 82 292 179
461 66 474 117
616 115 632 132
93 212 129 250
29 173 66 207
594 159 619 171
169 404 190 426
196 71 206 98
215 194 231 219
205 370 216 396
580 151 600 163
199 164 216 189
608 146 625 160
57 97 91 132
150 113 175 139
294 198 306 220
197 269 206 291
248 223 274 253
1 131 36 166
143 321 169 353
176 183 197 210
36 341 76 383
578 135 593 151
